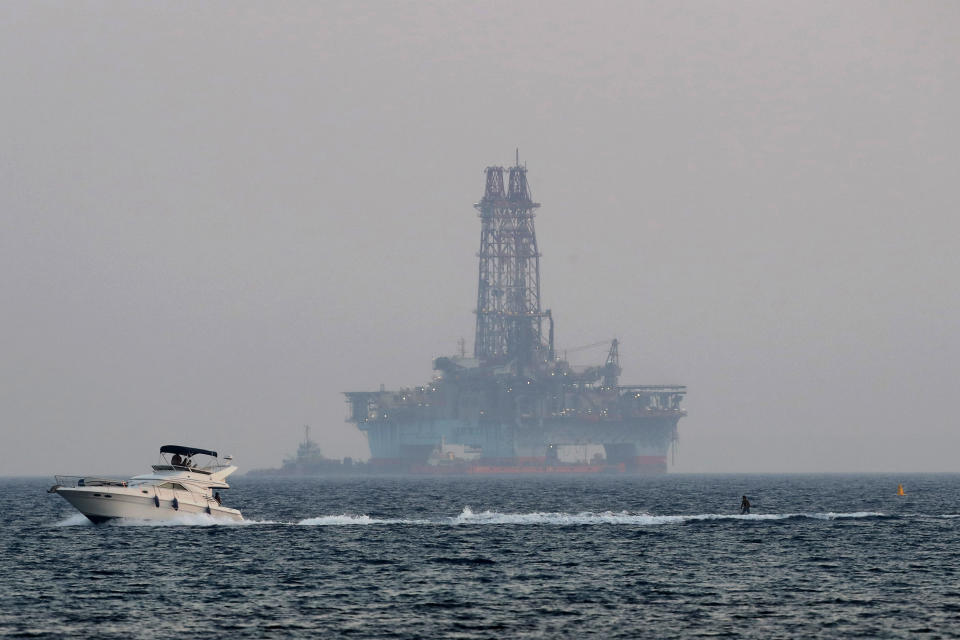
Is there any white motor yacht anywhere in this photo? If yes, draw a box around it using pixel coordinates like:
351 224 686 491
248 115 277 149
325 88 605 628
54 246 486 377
50 445 243 523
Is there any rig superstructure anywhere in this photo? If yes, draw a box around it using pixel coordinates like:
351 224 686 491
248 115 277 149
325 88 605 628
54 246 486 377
345 159 686 473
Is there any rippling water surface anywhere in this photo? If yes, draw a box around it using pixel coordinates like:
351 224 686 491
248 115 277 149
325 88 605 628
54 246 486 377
3 474 959 638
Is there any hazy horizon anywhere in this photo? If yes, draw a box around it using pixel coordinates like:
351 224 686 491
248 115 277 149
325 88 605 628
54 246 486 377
2 1 958 476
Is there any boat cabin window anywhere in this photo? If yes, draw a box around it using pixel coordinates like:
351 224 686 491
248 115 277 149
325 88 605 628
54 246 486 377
158 482 188 491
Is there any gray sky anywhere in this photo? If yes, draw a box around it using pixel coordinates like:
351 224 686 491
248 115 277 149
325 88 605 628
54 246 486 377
2 1 958 476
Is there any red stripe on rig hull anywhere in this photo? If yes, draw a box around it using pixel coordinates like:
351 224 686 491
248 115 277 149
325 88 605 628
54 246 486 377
369 456 669 475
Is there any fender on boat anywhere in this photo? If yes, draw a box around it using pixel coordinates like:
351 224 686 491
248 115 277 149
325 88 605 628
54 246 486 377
154 495 160 508
172 497 179 511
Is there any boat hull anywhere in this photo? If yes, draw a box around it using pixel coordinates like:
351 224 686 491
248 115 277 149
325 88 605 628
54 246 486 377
56 487 242 523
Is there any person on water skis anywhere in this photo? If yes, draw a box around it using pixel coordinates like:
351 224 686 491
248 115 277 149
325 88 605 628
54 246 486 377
740 495 751 515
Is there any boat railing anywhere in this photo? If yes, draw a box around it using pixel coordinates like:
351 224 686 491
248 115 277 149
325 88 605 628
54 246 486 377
54 475 129 488
151 464 213 475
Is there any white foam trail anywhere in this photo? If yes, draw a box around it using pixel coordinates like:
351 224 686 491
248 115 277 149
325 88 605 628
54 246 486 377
450 506 668 525
450 506 675 525
295 508 890 527
113 513 271 527
297 514 433 526
298 514 387 526
454 508 886 525
53 508 900 528
805 511 885 520
54 513 93 527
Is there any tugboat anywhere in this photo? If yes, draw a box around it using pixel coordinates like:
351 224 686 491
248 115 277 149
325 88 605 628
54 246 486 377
246 426 359 476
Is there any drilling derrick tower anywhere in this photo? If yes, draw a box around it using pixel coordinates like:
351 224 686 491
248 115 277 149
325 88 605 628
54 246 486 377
474 163 546 370
345 157 686 474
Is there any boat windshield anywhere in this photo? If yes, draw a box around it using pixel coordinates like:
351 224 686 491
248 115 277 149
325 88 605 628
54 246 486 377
158 449 218 471
157 482 189 491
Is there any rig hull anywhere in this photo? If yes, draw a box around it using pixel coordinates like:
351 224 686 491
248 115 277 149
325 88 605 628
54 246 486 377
349 390 684 475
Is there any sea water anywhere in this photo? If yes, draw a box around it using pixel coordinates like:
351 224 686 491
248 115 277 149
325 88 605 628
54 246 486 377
2 474 959 638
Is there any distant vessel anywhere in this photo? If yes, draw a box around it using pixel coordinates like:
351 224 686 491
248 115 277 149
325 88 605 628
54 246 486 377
49 445 242 523
247 426 362 476
345 158 687 474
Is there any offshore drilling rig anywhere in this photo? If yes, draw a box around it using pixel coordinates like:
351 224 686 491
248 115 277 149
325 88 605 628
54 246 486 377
345 158 686 473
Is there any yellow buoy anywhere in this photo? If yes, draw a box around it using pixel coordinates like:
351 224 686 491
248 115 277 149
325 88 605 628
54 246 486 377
897 483 905 496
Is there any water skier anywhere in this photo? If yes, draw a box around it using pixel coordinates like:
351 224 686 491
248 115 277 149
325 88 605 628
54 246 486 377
740 495 751 515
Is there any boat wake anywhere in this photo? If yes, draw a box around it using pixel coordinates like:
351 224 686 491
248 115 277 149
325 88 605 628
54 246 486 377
297 514 422 526
449 507 889 525
57 508 957 528
295 507 892 526
113 514 271 527
53 513 95 527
